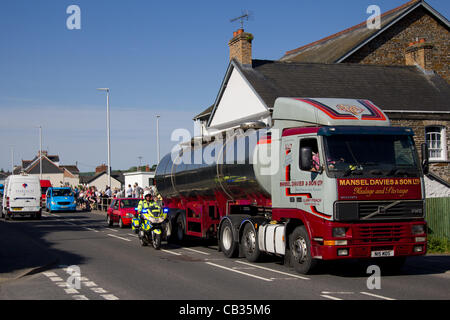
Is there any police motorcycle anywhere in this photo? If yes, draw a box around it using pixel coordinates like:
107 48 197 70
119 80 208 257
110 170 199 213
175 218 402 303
133 206 168 249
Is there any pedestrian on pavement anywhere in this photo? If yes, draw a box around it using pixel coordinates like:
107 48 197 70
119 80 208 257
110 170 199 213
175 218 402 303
126 184 133 198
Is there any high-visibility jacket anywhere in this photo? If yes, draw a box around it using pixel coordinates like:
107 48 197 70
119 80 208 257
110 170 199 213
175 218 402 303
137 200 165 219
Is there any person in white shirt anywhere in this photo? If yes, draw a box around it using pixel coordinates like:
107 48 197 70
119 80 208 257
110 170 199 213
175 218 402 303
126 184 133 198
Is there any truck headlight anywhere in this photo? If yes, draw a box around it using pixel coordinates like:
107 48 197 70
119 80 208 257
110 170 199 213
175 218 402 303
333 227 347 238
412 224 425 235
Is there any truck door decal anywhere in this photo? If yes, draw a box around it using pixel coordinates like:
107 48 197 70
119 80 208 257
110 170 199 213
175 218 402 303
284 149 331 219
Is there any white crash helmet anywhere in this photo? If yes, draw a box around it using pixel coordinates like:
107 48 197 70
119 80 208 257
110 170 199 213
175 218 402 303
144 191 152 198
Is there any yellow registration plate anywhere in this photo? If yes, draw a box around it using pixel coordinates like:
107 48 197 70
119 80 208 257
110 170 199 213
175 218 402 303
12 208 23 211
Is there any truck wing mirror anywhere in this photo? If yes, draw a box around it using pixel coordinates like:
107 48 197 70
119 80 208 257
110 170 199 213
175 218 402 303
421 143 429 175
300 147 313 171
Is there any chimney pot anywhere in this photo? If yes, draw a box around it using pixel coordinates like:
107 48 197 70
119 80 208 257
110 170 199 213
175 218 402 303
405 39 434 71
228 29 253 65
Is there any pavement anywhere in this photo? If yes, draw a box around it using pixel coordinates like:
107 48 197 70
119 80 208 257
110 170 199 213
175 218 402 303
0 218 59 284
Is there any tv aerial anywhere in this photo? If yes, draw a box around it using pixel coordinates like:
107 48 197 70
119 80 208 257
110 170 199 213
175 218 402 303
230 10 253 29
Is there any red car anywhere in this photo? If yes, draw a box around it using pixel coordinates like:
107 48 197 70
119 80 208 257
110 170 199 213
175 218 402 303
107 198 141 228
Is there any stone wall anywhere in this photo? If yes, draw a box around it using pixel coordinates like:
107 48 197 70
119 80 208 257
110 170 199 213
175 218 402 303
389 114 450 182
345 7 450 83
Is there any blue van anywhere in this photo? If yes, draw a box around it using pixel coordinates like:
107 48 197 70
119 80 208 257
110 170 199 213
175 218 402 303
46 187 77 212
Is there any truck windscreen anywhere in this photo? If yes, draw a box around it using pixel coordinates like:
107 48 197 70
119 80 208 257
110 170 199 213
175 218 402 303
323 134 420 178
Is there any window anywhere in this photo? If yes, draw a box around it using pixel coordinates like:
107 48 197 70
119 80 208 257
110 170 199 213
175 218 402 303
299 138 320 172
426 126 447 161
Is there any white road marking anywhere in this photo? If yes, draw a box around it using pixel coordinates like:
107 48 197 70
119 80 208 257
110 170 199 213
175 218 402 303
105 228 118 232
43 272 58 277
360 291 396 300
236 261 310 280
56 282 69 288
320 294 343 301
322 291 354 295
107 234 131 242
128 233 138 237
64 288 79 294
161 249 182 256
83 281 97 287
183 247 211 255
206 262 273 282
83 227 99 233
72 295 89 300
102 294 120 300
49 277 64 282
91 287 108 294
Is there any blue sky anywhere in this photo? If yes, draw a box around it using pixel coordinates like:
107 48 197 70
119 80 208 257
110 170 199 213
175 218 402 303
0 0 448 172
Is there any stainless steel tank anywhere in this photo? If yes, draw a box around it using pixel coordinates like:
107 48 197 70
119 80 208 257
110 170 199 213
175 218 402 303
155 128 271 201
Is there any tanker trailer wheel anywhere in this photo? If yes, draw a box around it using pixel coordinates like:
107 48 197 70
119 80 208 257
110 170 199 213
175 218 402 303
242 223 261 262
219 220 238 258
175 214 186 243
289 226 317 274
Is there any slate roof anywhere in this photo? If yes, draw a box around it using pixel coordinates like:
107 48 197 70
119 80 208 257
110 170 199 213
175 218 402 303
85 171 125 185
26 157 63 174
236 59 450 113
193 105 214 121
60 165 80 174
280 0 449 63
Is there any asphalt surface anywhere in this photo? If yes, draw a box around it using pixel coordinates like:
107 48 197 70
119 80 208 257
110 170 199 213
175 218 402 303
0 209 449 301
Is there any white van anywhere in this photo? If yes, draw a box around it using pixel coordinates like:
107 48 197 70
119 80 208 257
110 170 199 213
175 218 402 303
2 174 42 219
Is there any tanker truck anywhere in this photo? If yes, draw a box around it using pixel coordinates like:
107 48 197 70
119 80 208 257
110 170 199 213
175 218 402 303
155 97 428 274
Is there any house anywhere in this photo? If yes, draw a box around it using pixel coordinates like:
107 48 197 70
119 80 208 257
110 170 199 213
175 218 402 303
83 171 124 192
280 0 449 83
280 0 450 182
193 0 449 191
14 151 80 187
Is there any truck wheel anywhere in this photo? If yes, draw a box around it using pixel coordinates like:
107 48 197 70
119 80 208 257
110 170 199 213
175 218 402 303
175 214 185 243
219 220 238 258
289 226 317 274
242 223 261 262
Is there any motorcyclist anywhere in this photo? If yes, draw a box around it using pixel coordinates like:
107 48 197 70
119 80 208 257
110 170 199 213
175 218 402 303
137 191 166 221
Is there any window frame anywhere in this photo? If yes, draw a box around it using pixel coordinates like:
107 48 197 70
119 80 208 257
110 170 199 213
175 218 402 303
425 125 447 162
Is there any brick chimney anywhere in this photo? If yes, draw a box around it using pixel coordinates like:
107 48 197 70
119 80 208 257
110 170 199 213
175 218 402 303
229 29 253 65
405 38 434 71
95 164 107 174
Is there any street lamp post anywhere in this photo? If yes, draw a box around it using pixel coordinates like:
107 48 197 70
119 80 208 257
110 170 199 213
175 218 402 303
97 88 111 189
38 126 42 179
10 146 14 175
156 115 160 164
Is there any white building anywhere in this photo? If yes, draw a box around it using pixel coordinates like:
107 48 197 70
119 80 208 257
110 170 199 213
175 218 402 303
123 171 155 190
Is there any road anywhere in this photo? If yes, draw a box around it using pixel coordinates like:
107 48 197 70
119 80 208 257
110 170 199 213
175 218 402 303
0 210 449 301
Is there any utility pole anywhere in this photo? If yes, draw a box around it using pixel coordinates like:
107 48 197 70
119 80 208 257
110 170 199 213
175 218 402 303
39 126 42 179
97 88 111 189
156 115 160 163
